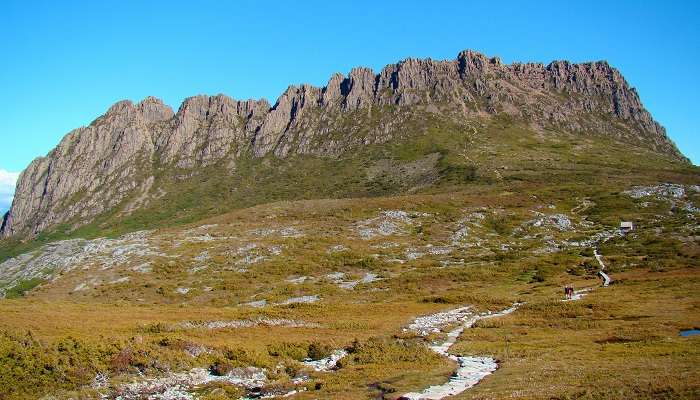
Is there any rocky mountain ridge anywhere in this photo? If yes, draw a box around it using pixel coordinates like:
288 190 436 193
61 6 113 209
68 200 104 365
0 50 687 238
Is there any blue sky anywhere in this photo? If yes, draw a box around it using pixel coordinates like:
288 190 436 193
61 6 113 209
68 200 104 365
1 1 699 212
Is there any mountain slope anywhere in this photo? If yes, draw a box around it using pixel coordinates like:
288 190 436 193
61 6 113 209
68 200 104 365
0 50 688 239
0 179 698 399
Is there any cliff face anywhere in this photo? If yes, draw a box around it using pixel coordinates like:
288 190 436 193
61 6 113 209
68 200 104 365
0 50 687 238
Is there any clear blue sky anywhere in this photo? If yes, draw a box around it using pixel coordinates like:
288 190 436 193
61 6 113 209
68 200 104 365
1 1 698 211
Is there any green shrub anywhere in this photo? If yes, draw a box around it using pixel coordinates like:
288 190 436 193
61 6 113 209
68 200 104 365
0 332 112 399
4 278 45 298
267 342 309 361
307 341 334 360
531 269 546 283
347 337 440 365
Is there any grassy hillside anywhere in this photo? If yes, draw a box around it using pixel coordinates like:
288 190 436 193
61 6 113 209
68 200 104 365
0 173 698 398
0 115 692 263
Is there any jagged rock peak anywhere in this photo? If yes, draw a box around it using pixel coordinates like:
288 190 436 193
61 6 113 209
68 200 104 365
322 72 346 106
176 94 270 120
101 97 173 124
137 96 174 123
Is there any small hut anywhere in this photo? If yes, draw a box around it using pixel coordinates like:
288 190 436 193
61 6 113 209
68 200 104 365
620 221 634 234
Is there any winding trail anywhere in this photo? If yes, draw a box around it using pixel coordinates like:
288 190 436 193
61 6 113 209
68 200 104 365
403 256 610 400
594 248 611 287
401 304 520 400
401 238 615 398
563 248 611 303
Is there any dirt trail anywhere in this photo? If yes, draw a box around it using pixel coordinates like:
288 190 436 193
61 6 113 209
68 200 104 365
400 304 519 400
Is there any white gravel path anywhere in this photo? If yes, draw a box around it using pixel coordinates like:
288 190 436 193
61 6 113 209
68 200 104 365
594 248 611 286
401 304 520 399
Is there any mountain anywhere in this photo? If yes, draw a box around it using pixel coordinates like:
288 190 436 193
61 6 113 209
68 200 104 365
0 50 688 239
0 50 698 400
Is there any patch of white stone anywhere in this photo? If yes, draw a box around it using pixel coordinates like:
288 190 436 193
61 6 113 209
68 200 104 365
327 244 349 253
174 318 321 330
131 262 152 273
355 210 429 240
268 245 284 255
624 183 688 199
277 295 320 305
249 226 304 238
337 272 382 290
115 366 266 400
286 276 310 284
240 299 267 308
624 184 700 216
108 276 130 285
405 248 425 260
425 245 452 255
72 276 101 292
194 251 210 262
302 349 348 371
518 212 573 232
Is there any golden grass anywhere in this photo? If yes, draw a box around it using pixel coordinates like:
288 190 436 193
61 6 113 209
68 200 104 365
0 179 698 399
450 268 700 399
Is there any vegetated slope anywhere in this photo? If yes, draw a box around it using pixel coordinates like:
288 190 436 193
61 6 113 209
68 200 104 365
0 176 698 399
0 50 689 241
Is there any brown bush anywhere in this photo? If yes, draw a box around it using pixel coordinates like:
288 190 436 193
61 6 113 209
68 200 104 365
109 347 133 372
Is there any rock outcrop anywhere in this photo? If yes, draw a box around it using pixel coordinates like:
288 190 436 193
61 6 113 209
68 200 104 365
0 50 687 238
